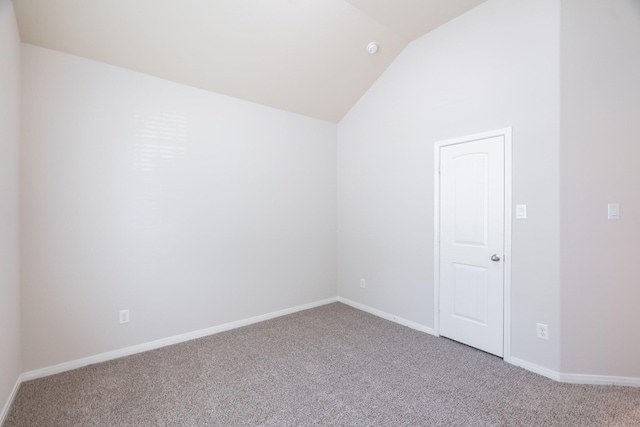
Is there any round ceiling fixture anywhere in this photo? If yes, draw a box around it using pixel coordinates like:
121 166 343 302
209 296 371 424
366 42 379 55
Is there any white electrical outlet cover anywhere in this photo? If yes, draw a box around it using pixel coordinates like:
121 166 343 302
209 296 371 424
119 309 130 324
536 323 549 340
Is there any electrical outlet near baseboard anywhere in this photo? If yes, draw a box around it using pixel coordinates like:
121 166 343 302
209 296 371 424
119 309 130 324
536 323 548 340
360 278 366 289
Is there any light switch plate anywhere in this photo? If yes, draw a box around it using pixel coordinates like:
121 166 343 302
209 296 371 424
516 204 527 219
608 203 620 220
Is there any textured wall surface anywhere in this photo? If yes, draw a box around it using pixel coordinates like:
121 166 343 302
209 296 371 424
338 0 561 371
560 0 640 377
0 0 22 419
20 44 337 371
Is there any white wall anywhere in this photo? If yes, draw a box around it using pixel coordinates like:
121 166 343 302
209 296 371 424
20 44 337 372
338 0 561 370
560 0 640 377
0 0 22 417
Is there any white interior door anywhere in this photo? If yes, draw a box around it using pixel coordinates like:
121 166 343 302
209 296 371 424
438 136 505 357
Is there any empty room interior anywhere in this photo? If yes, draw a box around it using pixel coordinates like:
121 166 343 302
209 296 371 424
1 0 640 424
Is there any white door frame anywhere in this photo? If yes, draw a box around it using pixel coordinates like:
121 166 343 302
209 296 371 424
433 127 512 361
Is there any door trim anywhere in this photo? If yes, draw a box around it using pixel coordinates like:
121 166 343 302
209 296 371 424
433 127 512 361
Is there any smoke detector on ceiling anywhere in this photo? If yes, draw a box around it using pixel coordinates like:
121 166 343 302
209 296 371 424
366 42 379 55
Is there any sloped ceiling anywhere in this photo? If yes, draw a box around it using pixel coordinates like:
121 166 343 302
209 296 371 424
13 0 486 123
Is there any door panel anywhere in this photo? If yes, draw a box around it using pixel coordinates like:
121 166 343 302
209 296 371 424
452 263 488 325
439 136 504 357
453 153 488 246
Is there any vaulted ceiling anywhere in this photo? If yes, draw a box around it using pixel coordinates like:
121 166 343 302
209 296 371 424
13 0 486 122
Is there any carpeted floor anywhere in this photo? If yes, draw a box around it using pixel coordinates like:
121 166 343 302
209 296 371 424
5 302 640 426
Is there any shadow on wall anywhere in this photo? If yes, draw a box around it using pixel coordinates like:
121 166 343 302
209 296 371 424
628 0 640 17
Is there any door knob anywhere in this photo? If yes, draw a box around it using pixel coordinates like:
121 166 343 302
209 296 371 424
491 254 501 262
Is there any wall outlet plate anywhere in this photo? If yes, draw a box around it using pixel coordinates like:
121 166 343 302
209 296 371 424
360 278 366 289
119 309 130 324
536 323 548 340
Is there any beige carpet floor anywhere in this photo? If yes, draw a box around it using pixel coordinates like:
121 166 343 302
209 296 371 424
5 302 640 426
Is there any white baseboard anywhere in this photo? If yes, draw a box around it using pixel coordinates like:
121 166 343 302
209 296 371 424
508 357 640 387
21 297 338 382
0 376 22 426
337 297 436 335
558 373 640 387
508 356 562 382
